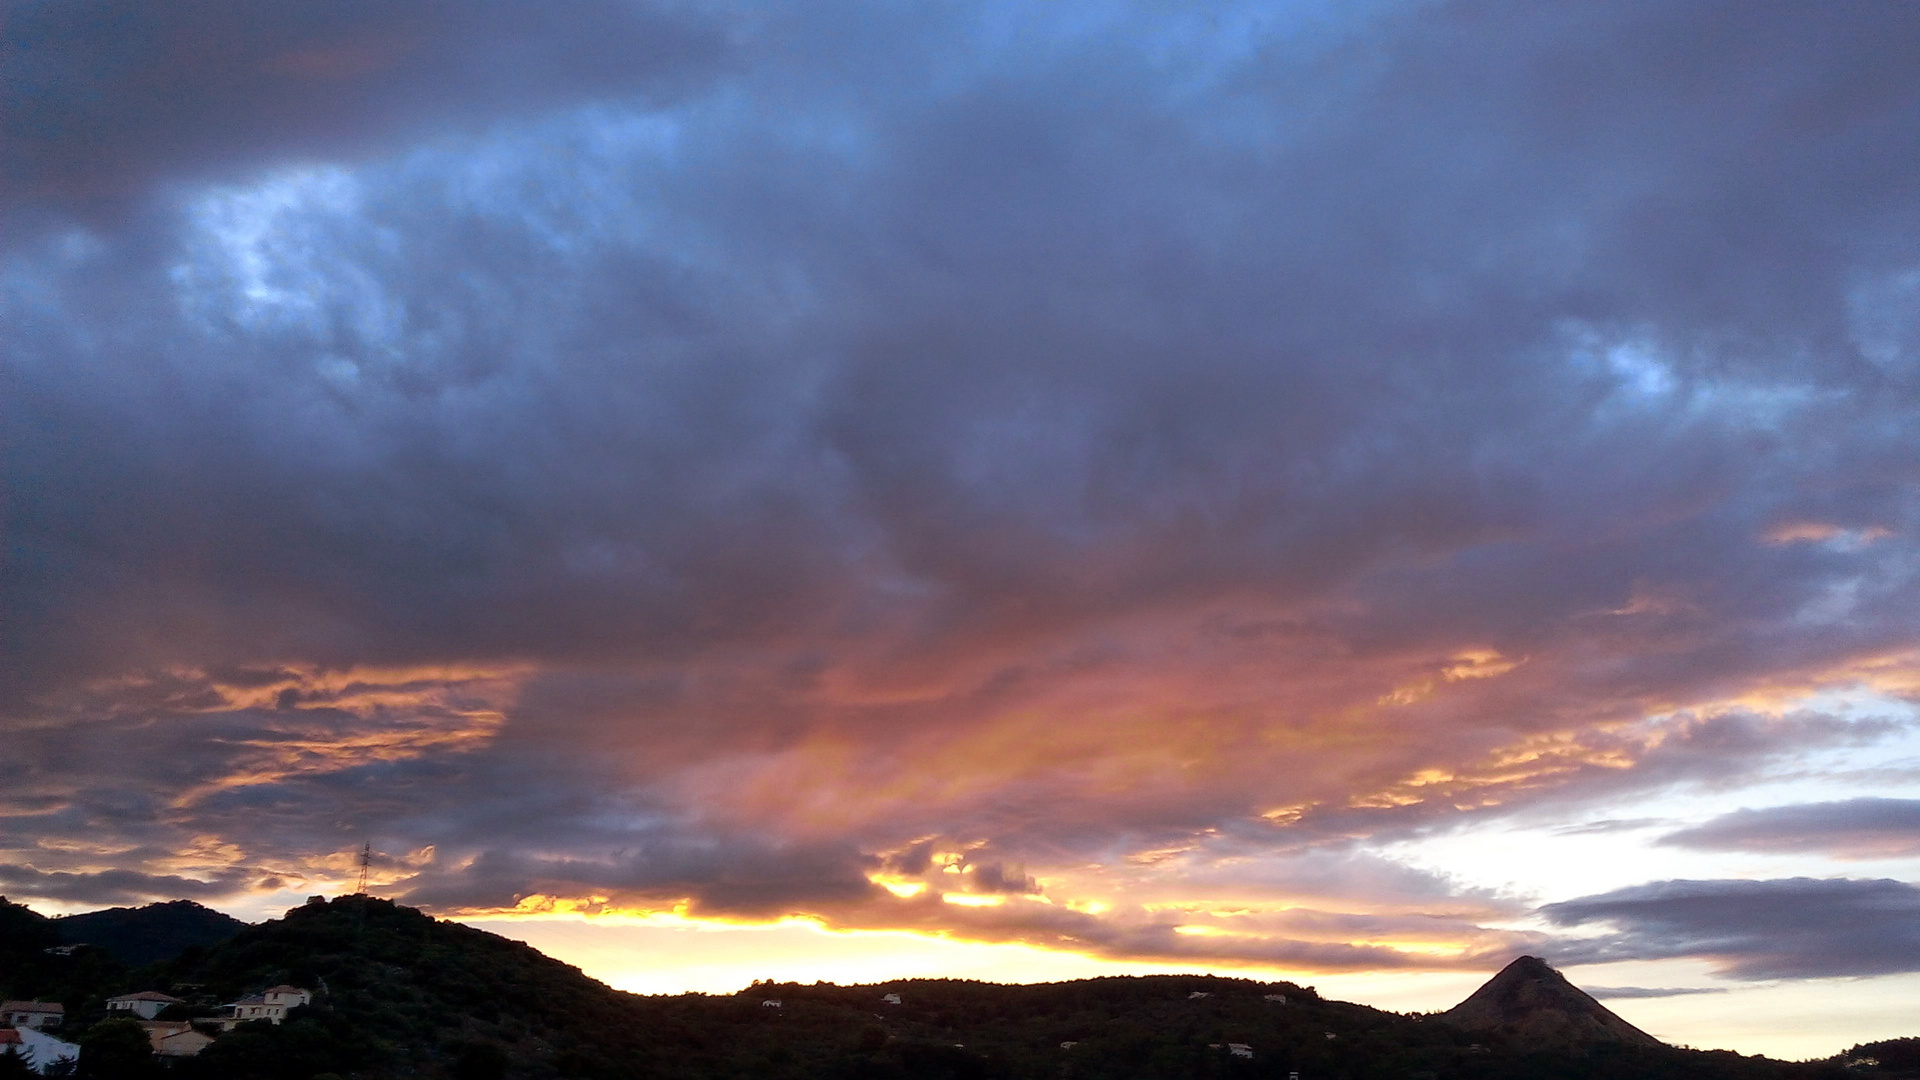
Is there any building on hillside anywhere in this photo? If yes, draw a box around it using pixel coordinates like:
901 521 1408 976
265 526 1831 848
0 1004 61 1030
219 985 312 1028
1228 1043 1253 1058
262 985 310 1010
1264 993 1288 1004
1187 991 1211 999
880 993 902 1005
1 1026 82 1074
139 1022 214 1058
760 999 782 1009
107 991 183 1020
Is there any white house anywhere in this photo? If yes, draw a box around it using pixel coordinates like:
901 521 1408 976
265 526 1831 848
1228 1043 1253 1059
880 993 902 1005
760 999 782 1009
1187 991 1211 1000
1264 993 1288 1004
0 1004 61 1031
107 991 183 1020
1 1027 81 1074
220 985 312 1028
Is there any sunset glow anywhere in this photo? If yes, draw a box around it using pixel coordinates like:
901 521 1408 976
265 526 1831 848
6 0 1920 1063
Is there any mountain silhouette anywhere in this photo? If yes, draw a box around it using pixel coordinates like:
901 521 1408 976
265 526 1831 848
7 899 1895 1078
53 899 248 967
1441 955 1662 1050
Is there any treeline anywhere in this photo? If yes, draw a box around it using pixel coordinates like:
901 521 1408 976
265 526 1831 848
0 896 1893 1080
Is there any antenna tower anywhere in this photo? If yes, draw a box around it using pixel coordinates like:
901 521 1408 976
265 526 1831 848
355 842 372 895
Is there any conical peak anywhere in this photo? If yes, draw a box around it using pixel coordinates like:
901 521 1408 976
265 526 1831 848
1480 956 1582 998
1442 955 1661 1049
1493 955 1556 980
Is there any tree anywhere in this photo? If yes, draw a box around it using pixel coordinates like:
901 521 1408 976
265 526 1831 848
451 1041 509 1080
0 1046 37 1080
77 1018 159 1080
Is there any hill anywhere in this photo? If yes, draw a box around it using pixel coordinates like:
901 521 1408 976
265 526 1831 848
1842 1038 1920 1077
1440 955 1660 1050
0 895 1886 1079
0 896 130 1022
53 899 249 967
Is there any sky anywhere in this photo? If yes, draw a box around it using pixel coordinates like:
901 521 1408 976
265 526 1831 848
4 0 1920 1060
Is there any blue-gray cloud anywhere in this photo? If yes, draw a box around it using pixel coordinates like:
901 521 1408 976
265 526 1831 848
0 865 261 906
1585 986 1727 1000
2 0 726 217
3 0 1920 962
1544 877 1920 979
1659 798 1920 859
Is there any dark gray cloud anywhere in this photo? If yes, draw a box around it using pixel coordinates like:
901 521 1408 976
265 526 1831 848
1586 986 1727 1000
7 0 1918 701
395 840 883 918
0 864 260 906
3 0 1920 966
1 0 726 216
1659 798 1920 858
1544 878 1920 979
1553 820 1668 836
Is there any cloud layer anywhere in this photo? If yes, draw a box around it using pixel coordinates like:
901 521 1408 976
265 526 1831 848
5 0 1920 979
3 0 724 214
1545 878 1920 979
1661 799 1920 859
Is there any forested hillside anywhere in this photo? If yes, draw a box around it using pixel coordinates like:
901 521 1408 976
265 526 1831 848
0 896 1889 1080
52 900 248 968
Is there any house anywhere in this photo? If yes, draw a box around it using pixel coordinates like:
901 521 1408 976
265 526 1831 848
760 999 782 1009
219 985 312 1028
1264 993 1288 1004
108 991 184 1020
140 1022 214 1058
262 986 311 1011
1228 1043 1253 1059
0 1004 61 1031
1059 1041 1079 1050
1 1027 81 1074
1187 991 1211 999
880 993 902 1005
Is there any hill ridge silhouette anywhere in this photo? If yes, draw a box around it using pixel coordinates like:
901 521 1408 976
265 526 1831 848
0 897 1890 1078
1441 954 1662 1050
